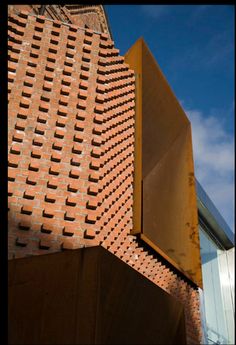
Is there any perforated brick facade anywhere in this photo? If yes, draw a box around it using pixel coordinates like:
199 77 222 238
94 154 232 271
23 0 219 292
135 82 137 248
8 8 202 344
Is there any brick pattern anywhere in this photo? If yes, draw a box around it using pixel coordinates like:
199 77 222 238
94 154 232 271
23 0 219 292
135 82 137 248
8 11 202 344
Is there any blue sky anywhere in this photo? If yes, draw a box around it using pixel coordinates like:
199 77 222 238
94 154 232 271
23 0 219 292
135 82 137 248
105 5 235 232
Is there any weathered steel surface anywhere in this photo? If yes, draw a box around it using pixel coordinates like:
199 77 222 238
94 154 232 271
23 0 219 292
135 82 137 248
8 247 186 344
125 38 202 288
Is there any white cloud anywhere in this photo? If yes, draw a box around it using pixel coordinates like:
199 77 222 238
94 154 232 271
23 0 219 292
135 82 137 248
183 106 235 232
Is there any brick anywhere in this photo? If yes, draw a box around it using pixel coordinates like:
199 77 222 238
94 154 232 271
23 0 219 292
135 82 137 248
47 177 58 189
8 154 20 168
18 220 31 230
79 80 88 90
89 171 100 182
64 211 75 221
17 108 29 119
37 113 48 123
81 63 90 72
94 114 103 124
41 222 53 234
77 100 86 110
61 85 70 95
69 169 80 179
43 208 54 218
80 71 89 80
72 144 82 154
15 120 26 131
46 61 55 72
23 189 35 200
45 193 56 203
8 169 17 181
59 95 69 106
78 89 88 100
86 198 98 210
91 147 102 158
51 152 61 162
44 71 54 82
49 164 60 175
54 129 65 138
82 53 91 62
43 81 52 91
74 121 85 132
84 228 95 239
94 105 104 114
31 149 42 159
56 117 67 127
15 237 28 247
56 116 67 127
61 239 74 250
63 226 74 236
73 133 83 142
76 111 86 121
52 141 63 150
35 124 45 135
10 144 21 155
57 106 68 116
62 76 72 86
39 239 51 249
26 173 37 185
67 181 79 192
33 136 43 146
92 136 103 146
21 205 33 215
27 159 40 172
85 213 96 224
97 75 106 84
88 184 99 196
71 156 80 166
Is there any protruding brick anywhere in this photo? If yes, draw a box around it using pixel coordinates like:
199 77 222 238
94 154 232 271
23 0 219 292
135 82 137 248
67 179 79 193
85 213 96 224
15 237 28 247
69 169 80 179
45 193 56 203
84 228 95 239
21 205 33 215
64 211 75 221
39 239 51 250
23 190 35 200
63 226 74 236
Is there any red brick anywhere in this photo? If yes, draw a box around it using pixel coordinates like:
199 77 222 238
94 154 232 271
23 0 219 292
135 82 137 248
69 169 80 179
63 226 74 236
21 205 33 215
23 190 35 200
67 181 79 192
84 228 95 239
64 211 75 221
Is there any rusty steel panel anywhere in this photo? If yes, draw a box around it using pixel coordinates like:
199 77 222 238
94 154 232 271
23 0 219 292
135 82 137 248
125 38 202 288
8 247 187 344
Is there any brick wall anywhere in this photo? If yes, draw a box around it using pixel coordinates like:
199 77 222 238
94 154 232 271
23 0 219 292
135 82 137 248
8 10 202 344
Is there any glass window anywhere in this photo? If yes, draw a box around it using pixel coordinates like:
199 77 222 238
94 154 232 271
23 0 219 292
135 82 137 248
199 227 235 344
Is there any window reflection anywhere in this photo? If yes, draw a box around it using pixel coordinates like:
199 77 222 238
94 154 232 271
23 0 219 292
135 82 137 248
199 227 235 345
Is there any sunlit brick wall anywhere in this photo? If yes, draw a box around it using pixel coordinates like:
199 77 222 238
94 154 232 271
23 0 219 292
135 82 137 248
8 10 202 344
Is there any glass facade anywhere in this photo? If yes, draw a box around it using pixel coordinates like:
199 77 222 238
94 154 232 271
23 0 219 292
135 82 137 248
199 227 235 344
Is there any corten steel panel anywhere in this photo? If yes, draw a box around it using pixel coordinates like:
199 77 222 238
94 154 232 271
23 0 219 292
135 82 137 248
125 38 202 288
8 247 187 344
